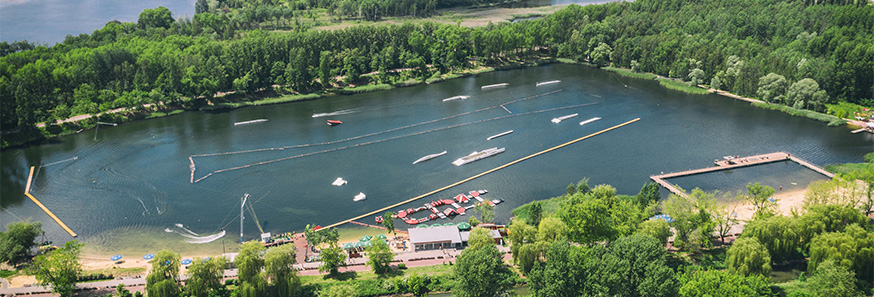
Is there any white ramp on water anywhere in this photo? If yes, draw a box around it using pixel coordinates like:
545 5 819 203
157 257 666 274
312 108 362 118
536 80 560 86
332 177 347 186
481 83 508 89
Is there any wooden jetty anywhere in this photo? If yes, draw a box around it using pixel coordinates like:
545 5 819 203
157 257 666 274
349 220 408 234
651 152 835 198
24 166 77 237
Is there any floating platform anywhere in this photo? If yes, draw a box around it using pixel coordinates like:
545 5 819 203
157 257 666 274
579 117 601 125
413 151 447 164
552 113 579 123
443 95 469 102
481 83 509 89
536 80 560 86
486 130 514 141
452 148 505 166
234 119 268 126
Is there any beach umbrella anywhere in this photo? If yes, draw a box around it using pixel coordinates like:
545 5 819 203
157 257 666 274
143 253 155 260
650 214 674 223
456 222 471 230
375 234 387 240
181 259 193 265
359 235 373 242
431 224 442 228
202 257 211 263
342 242 353 249
443 223 456 227
110 254 123 261
415 225 429 228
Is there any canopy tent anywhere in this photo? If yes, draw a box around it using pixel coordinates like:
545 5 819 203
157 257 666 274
375 234 387 240
359 235 373 242
456 222 471 230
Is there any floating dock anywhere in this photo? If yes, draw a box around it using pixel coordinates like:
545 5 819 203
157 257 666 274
536 80 560 86
650 152 836 198
486 130 514 140
481 83 509 89
24 166 77 237
318 118 641 230
452 147 505 166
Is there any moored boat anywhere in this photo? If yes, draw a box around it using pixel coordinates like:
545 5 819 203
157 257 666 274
327 120 342 126
234 119 268 126
354 192 366 201
481 83 508 89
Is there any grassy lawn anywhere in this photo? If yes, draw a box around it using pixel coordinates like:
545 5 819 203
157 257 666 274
0 269 18 278
84 267 146 278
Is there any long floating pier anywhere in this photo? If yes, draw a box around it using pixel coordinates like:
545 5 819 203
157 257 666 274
24 166 77 237
650 152 835 198
319 118 641 230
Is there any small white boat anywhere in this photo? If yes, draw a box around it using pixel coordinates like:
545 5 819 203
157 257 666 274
486 130 514 140
579 117 601 125
234 119 268 126
354 192 367 202
332 177 347 186
551 113 579 123
536 80 560 86
481 83 508 89
442 95 469 102
413 151 447 164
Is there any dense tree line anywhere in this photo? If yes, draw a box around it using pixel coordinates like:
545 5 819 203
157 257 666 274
1 0 870 134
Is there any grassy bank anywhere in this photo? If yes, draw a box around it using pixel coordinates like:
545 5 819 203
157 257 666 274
825 153 873 177
751 102 846 126
658 79 710 95
602 66 658 80
299 264 457 297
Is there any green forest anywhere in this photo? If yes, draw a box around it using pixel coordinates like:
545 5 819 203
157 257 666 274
0 0 871 142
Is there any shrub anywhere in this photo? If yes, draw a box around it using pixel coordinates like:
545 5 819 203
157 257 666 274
397 263 407 269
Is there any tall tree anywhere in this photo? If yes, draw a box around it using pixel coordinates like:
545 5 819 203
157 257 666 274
147 250 181 297
236 241 266 285
726 237 772 278
745 183 776 218
365 237 393 274
475 202 495 223
453 227 514 297
31 241 83 297
184 257 228 297
677 269 774 297
807 224 873 282
382 211 396 237
318 242 347 277
785 78 828 111
636 219 671 246
0 220 43 265
804 260 864 297
756 73 787 103
138 6 174 29
264 244 301 297
662 189 716 251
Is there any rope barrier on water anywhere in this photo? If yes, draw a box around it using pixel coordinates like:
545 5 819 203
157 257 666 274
189 90 563 181
318 118 641 230
191 101 598 183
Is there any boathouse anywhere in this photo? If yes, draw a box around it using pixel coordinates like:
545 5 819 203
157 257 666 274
408 226 503 251
409 226 462 251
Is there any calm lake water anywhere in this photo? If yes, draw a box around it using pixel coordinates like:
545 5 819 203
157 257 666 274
1 64 871 254
0 0 196 44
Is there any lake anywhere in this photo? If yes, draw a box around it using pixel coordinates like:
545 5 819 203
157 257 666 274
0 0 196 44
0 64 871 255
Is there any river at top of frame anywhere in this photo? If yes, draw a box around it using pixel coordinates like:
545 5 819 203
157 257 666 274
1 64 871 253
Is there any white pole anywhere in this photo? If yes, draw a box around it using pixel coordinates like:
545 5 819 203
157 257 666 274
240 193 249 243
